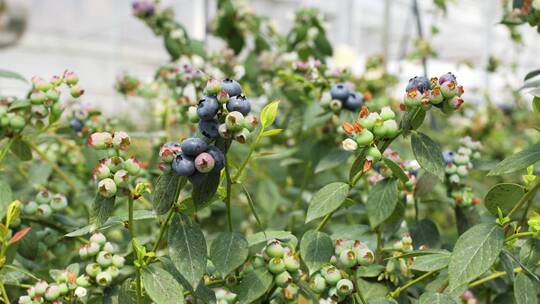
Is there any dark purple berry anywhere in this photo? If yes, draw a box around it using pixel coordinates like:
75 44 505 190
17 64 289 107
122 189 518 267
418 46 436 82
206 146 225 171
329 83 350 101
172 154 195 176
70 118 84 132
197 96 220 120
343 92 363 111
180 137 208 156
439 72 457 84
221 78 242 97
406 76 430 93
199 119 220 139
226 96 251 116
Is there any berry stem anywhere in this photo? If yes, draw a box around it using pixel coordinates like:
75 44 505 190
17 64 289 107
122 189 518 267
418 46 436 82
388 270 437 298
224 156 233 232
0 278 10 304
128 197 143 304
506 178 540 219
505 231 537 242
232 126 265 182
147 207 175 262
27 140 78 193
0 137 14 166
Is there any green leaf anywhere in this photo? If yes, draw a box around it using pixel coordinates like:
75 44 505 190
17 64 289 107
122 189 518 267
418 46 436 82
366 179 399 228
356 264 385 278
141 264 184 304
533 97 540 115
519 239 540 269
305 182 349 223
261 128 283 137
0 69 27 83
164 34 183 61
192 170 221 208
410 219 440 249
489 141 540 176
152 172 186 215
235 268 273 304
247 230 298 248
484 183 526 215
401 108 426 132
159 257 216 303
411 132 445 180
315 150 350 174
448 223 504 288
525 69 540 81
210 232 248 277
168 214 207 289
8 99 31 111
411 251 451 272
118 279 138 304
10 139 32 161
514 273 538 304
92 195 116 226
28 163 53 186
299 230 333 274
260 100 280 129
0 179 13 219
357 278 389 300
382 158 409 183
367 299 398 304
419 292 457 304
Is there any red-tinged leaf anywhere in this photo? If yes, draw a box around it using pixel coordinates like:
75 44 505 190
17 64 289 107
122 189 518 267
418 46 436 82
8 227 31 245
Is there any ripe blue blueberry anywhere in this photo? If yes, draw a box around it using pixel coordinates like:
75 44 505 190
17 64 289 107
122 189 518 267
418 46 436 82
172 154 196 176
343 92 363 111
406 76 430 93
443 151 454 164
206 146 225 171
199 119 220 139
181 137 208 156
226 96 251 115
221 78 242 97
329 83 350 101
197 96 220 120
70 118 84 132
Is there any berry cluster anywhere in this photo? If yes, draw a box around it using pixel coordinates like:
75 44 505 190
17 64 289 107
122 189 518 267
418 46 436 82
444 136 482 185
1 71 84 138
159 138 225 184
88 132 144 197
114 73 141 96
403 73 464 113
22 189 68 220
321 83 364 113
369 150 420 197
253 239 302 302
68 105 118 135
78 233 126 287
310 239 374 303
341 106 399 160
187 78 258 143
379 234 414 285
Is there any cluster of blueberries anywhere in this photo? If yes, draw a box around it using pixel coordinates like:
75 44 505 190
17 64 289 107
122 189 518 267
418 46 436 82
17 233 125 303
341 106 399 162
88 131 144 197
1 71 83 137
22 189 68 220
78 233 126 287
252 239 302 302
443 136 482 185
404 72 464 113
187 78 257 143
378 234 414 285
321 83 364 113
309 239 374 303
159 137 225 184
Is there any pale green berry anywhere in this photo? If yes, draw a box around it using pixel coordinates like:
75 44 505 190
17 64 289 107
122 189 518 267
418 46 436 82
123 157 141 175
18 295 32 304
112 255 125 268
90 233 107 245
283 253 300 272
50 193 68 211
225 111 245 132
275 271 292 287
58 283 68 295
359 113 379 130
383 120 399 138
36 189 52 204
44 285 61 301
113 169 130 187
310 273 327 293
74 286 87 298
379 106 395 120
336 279 353 296
355 129 374 147
98 178 117 197
268 257 286 274
37 204 53 219
372 123 387 138
329 99 342 112
322 266 341 285
102 241 115 253
86 242 100 257
96 271 112 286
266 240 285 258
107 265 120 279
97 251 113 267
282 283 299 300
76 275 91 287
23 201 39 215
34 281 48 295
367 146 382 161
85 263 101 277
234 128 251 144
339 249 357 268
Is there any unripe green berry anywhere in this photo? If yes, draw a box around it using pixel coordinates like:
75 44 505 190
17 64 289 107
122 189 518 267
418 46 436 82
74 286 87 298
275 271 292 287
86 242 100 257
30 91 47 104
76 275 91 287
336 279 354 296
23 201 39 215
112 255 125 268
8 115 25 130
283 253 300 272
234 128 251 144
265 240 285 258
102 241 115 253
310 273 327 293
252 255 266 268
123 157 142 175
322 266 341 285
58 283 69 295
268 257 286 274
97 251 113 267
367 146 382 161
18 295 32 304
329 99 342 112
90 232 107 245
114 169 130 187
46 89 60 103
37 204 53 219
50 193 68 211
34 281 48 295
372 123 387 138
379 106 395 120
383 120 399 138
98 178 117 197
339 249 357 268
225 111 245 132
282 283 299 300
106 266 120 279
85 263 101 277
355 129 374 147
44 284 61 301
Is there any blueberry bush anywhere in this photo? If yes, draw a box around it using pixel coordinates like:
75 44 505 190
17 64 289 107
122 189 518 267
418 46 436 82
0 1 539 304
